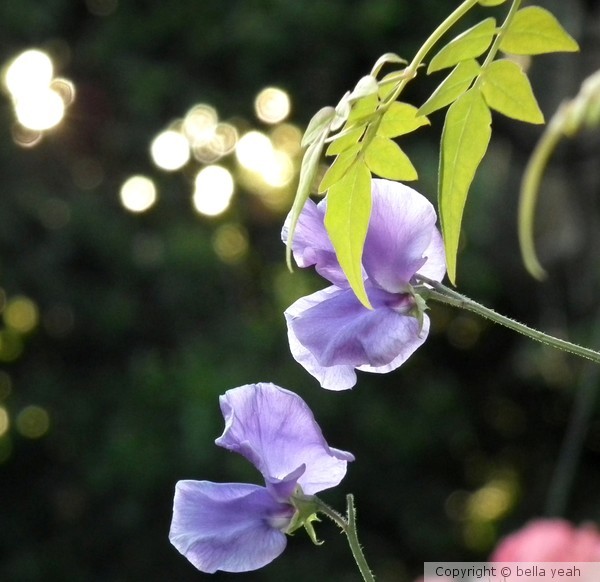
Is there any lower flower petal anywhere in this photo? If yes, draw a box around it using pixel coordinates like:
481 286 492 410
285 285 429 390
169 481 292 573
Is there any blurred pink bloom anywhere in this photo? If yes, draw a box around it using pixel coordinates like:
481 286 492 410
491 518 600 561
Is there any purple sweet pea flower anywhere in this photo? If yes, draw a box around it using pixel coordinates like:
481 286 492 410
283 179 446 391
169 382 354 573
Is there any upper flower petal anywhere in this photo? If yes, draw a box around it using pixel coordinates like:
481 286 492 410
362 179 445 292
215 383 354 494
285 285 429 390
169 480 292 573
282 198 348 286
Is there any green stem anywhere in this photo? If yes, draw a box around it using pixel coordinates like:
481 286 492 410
479 0 522 71
416 276 600 365
518 111 565 281
381 0 480 107
314 495 375 582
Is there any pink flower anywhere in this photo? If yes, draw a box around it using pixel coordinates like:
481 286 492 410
491 518 600 562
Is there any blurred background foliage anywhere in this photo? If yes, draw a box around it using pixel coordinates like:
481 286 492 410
1 1 600 580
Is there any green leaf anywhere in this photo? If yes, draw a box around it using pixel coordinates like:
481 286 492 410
439 89 491 284
348 75 379 101
418 59 481 116
286 132 327 269
326 126 365 156
378 102 430 138
428 18 496 74
480 59 544 124
301 106 335 147
364 135 418 181
478 0 506 5
324 161 372 309
347 93 379 125
319 143 362 193
378 71 407 101
500 6 579 55
371 52 407 77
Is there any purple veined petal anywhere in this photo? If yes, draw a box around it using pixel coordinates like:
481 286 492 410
357 313 430 374
216 383 354 495
285 285 429 390
281 198 349 286
286 315 360 391
416 225 446 282
362 179 445 292
169 481 292 573
266 464 306 502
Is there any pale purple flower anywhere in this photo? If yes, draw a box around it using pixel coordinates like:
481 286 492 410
169 382 354 573
283 179 446 391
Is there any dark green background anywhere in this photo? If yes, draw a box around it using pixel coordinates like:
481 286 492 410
1 1 599 580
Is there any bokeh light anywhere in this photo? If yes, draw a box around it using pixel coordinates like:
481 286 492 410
254 87 291 124
270 123 302 156
0 407 9 437
119 175 157 213
14 88 65 131
261 150 294 188
16 405 50 439
208 123 238 157
0 330 23 362
150 129 190 171
183 104 218 147
235 130 274 172
212 223 249 264
3 49 54 98
50 78 76 106
11 124 43 148
4 296 39 333
192 165 234 217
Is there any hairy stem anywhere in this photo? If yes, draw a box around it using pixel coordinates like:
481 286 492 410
315 495 375 582
417 276 600 365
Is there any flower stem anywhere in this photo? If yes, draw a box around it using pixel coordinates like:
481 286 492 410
382 0 480 107
314 495 375 582
417 276 600 365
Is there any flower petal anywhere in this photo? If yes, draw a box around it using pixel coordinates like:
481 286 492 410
417 225 446 282
362 179 445 292
215 383 354 494
169 481 291 573
282 198 348 286
287 320 359 391
285 285 429 390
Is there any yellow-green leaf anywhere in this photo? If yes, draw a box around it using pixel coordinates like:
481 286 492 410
364 136 418 181
481 59 544 124
286 132 327 269
418 59 481 116
439 89 491 284
500 6 579 55
428 18 496 74
324 161 372 309
479 0 506 5
347 93 379 125
326 126 365 156
302 106 335 147
378 71 406 101
319 143 362 193
371 52 407 77
378 102 430 138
